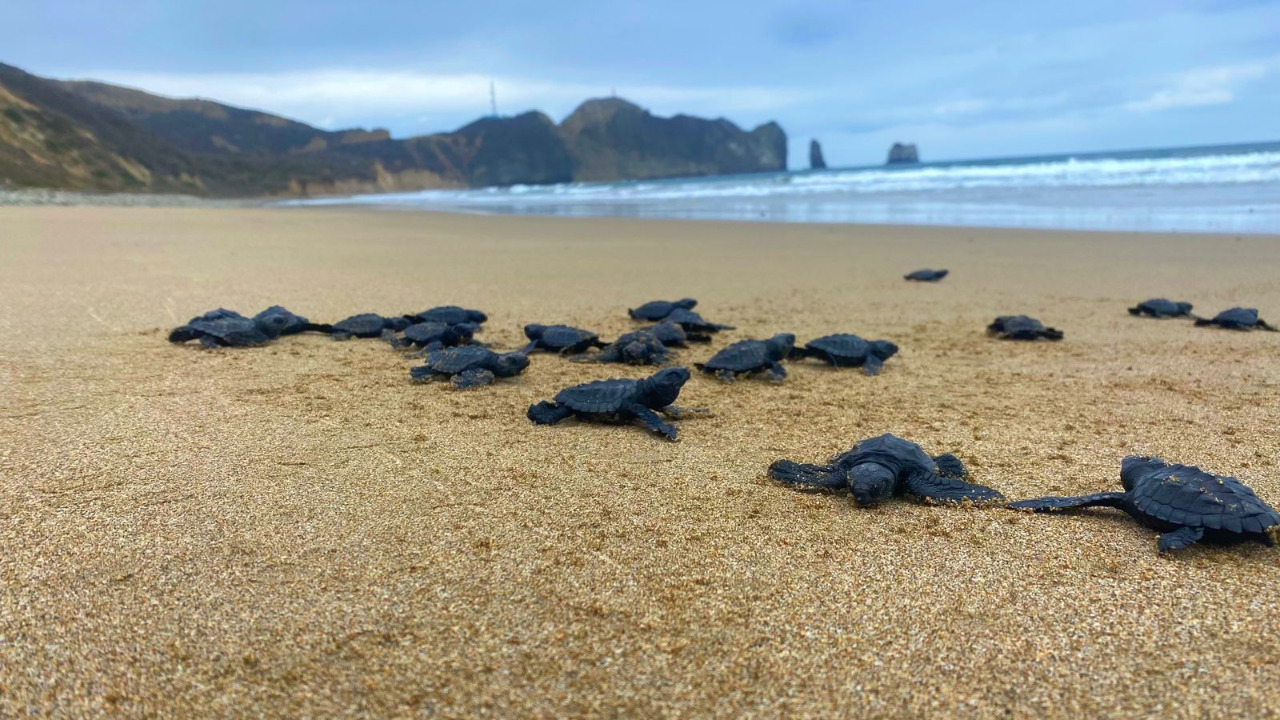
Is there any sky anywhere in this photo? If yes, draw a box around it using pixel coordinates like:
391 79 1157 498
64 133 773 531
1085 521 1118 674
3 0 1279 167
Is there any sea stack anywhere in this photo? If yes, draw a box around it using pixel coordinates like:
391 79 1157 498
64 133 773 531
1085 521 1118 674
886 143 919 165
809 139 827 170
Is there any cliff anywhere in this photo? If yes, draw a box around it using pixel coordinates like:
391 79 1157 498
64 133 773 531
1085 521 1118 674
809 139 826 170
887 142 919 165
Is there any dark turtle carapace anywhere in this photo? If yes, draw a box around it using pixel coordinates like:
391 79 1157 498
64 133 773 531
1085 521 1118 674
1128 299 1194 318
696 334 794 382
169 308 290 348
521 324 605 354
663 308 735 340
388 321 480 351
1194 307 1277 332
253 305 327 335
642 321 697 346
987 315 1064 341
770 433 1003 507
406 306 489 326
628 298 697 321
1009 456 1280 553
409 346 529 389
904 269 948 282
589 330 673 365
329 313 412 340
791 334 899 375
527 367 699 441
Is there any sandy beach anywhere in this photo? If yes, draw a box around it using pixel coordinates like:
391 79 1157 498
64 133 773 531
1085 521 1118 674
2 207 1279 718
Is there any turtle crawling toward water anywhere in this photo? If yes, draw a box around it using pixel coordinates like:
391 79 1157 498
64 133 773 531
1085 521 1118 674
329 313 412 340
521 324 605 354
1194 307 1277 331
407 306 488 326
905 269 948 282
169 308 291 348
527 367 698 441
628 298 697 321
987 315 1064 341
1009 456 1280 553
664 308 735 340
409 346 529 389
770 433 1003 507
696 334 794 382
1128 299 1194 318
642 321 697 346
388 321 480 351
590 330 673 365
253 306 325 335
791 334 899 375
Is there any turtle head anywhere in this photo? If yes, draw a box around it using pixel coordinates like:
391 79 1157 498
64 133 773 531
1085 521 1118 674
523 323 546 340
871 340 899 360
622 340 653 364
466 309 489 324
1175 302 1194 315
765 334 796 359
453 322 480 340
848 462 896 507
493 352 530 378
253 313 290 339
639 367 690 407
674 298 698 310
1121 456 1164 491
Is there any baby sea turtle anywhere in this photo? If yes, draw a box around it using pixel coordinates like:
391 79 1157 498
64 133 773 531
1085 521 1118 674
253 305 325 335
406 306 489 325
409 346 529 389
329 313 412 340
628 298 697 321
1009 456 1280 553
1128 299 1194 318
591 330 672 365
987 315 1064 341
664 308 735 340
521 324 605 354
905 269 948 282
1194 307 1277 331
527 367 697 441
169 308 289 348
770 433 1004 507
791 334 899 375
696 334 794 382
388 321 480 351
642 321 697 346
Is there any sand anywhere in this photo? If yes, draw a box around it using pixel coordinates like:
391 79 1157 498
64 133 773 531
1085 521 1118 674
2 207 1279 718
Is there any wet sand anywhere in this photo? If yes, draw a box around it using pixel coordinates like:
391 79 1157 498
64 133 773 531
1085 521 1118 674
2 207 1279 718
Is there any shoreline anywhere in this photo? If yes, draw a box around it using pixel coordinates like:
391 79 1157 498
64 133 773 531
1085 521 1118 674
3 206 1280 717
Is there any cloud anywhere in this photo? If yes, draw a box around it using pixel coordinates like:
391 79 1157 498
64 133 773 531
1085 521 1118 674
1124 63 1267 112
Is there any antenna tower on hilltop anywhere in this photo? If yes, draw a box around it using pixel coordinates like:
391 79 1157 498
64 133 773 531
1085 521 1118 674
489 80 498 117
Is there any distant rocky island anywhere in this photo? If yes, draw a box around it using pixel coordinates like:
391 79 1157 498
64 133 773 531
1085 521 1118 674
0 62 787 197
809 139 826 170
886 143 919 165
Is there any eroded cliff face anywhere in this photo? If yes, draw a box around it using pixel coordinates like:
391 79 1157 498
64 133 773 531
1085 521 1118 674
1 63 788 196
887 143 920 165
810 139 827 170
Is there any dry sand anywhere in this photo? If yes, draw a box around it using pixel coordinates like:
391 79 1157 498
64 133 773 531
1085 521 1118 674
2 207 1279 718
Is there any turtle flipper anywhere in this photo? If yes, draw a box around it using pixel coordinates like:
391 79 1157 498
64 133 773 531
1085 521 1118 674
168 326 198 343
1127 306 1142 316
862 355 883 376
768 460 846 491
528 401 572 425
451 369 495 389
931 454 968 478
409 366 438 383
766 362 787 382
1007 492 1128 511
1258 319 1279 332
1158 525 1205 552
198 335 223 349
519 341 540 353
382 329 408 348
660 405 710 420
904 472 1004 505
629 404 677 441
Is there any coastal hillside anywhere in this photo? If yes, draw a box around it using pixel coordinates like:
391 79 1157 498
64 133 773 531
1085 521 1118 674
0 62 787 197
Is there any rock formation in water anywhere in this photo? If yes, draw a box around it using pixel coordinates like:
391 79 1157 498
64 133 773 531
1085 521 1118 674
809 139 826 170
886 143 919 165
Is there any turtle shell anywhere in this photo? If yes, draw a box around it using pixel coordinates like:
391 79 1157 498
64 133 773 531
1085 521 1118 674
645 322 688 346
665 308 732 332
333 313 393 337
1134 299 1189 317
833 434 935 476
537 325 598 349
701 339 772 372
404 321 470 346
1210 307 1260 328
186 314 272 345
554 378 640 414
1128 462 1280 534
805 334 872 362
413 306 488 325
253 306 311 335
426 345 497 374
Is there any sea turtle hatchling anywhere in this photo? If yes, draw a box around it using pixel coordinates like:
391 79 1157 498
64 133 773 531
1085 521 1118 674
628 298 697 321
642 321 698 346
521 324 605 354
663 308 736 340
695 334 795 382
405 306 489 326
328 313 412 340
169 308 290 348
409 346 529 389
527 367 699 441
770 433 1004 507
1008 456 1280 553
253 305 326 335
1128 299 1194 318
387 321 480 352
904 269 948 282
1194 307 1277 331
987 315 1064 341
588 330 672 365
791 334 899 375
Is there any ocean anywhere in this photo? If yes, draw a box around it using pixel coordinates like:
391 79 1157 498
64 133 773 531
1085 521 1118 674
289 140 1280 234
